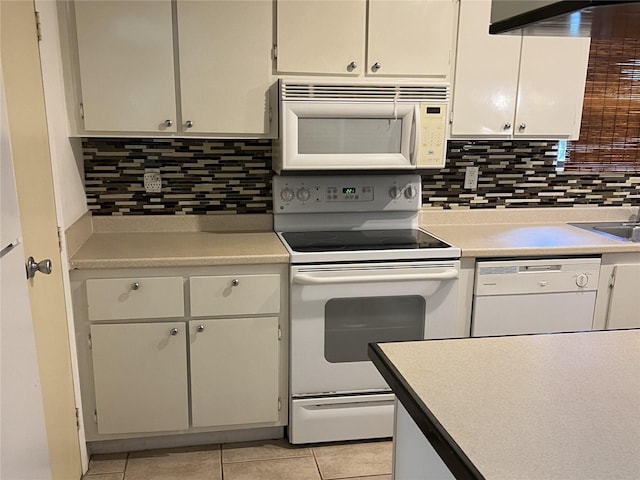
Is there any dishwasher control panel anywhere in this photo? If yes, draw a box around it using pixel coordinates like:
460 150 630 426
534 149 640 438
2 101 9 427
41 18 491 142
474 258 601 296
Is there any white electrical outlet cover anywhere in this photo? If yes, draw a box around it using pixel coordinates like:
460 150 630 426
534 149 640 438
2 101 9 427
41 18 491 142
144 168 162 193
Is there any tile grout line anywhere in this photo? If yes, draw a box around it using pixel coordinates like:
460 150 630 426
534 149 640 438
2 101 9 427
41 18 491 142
311 447 324 480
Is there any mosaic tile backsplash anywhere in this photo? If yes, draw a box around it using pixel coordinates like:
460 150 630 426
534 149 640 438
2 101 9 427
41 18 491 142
83 138 640 215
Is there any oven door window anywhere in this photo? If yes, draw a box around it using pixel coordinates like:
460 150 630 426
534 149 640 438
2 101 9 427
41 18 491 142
324 296 425 363
298 118 402 155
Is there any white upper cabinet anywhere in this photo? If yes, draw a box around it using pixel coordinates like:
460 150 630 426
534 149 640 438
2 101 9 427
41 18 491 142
276 0 366 76
451 0 590 139
367 0 454 77
74 0 177 132
276 0 456 79
515 36 590 138
72 0 275 136
177 1 274 135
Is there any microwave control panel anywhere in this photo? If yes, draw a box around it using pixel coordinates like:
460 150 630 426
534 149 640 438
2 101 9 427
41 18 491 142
416 104 447 168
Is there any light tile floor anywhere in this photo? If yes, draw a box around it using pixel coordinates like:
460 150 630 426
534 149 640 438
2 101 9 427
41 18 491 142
83 439 392 480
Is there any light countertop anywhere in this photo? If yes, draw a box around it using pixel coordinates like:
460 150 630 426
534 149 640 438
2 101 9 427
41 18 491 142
69 231 289 269
419 207 640 257
423 222 640 257
370 329 640 480
67 208 640 269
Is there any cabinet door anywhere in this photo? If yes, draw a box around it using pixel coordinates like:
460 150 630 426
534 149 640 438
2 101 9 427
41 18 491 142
367 0 455 78
607 265 640 330
189 317 280 427
276 0 366 75
451 0 520 136
90 323 189 434
515 36 590 139
74 0 177 132
177 1 275 135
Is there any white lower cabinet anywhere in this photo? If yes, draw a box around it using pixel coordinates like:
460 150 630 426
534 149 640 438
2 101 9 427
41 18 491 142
189 317 280 427
72 265 288 441
91 322 189 434
593 253 640 330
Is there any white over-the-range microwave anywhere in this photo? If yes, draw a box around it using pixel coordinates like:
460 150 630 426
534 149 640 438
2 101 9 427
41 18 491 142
273 80 450 173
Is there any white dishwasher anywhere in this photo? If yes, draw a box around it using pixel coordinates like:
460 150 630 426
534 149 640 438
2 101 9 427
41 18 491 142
472 257 601 337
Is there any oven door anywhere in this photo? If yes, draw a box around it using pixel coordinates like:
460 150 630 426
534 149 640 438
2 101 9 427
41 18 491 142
289 261 460 396
280 101 417 171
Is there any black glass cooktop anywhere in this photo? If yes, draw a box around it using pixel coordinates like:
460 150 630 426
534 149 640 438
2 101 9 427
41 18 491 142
281 229 451 252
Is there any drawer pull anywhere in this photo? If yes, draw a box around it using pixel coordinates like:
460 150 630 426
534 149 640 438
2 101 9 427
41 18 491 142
170 328 179 336
197 325 205 333
231 278 240 287
132 282 140 290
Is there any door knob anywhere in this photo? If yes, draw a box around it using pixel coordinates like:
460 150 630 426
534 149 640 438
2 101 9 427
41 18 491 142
26 257 52 279
185 120 194 128
372 62 382 72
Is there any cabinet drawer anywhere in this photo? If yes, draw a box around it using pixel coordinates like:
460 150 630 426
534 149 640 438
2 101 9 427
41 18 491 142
86 277 184 321
190 274 280 317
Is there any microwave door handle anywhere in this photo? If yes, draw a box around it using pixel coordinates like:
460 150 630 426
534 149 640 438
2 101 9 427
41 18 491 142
411 105 421 165
292 269 459 285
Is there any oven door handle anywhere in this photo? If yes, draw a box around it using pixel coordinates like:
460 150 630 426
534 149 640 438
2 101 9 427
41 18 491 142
292 269 459 285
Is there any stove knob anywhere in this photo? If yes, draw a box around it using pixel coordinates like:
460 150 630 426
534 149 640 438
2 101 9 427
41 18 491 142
576 273 589 288
389 186 402 199
404 185 417 199
296 187 311 202
280 187 294 202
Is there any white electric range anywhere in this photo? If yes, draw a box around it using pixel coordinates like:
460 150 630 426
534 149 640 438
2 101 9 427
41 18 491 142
273 174 464 444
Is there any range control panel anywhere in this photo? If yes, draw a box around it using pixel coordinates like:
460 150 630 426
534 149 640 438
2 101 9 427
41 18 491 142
273 174 422 213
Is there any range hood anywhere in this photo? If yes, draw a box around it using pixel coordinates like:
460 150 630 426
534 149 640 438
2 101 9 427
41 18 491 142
490 0 640 38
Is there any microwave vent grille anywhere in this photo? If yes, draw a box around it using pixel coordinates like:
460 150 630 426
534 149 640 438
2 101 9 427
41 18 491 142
281 83 449 102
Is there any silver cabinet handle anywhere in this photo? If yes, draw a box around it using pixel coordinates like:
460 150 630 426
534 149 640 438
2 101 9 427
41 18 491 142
347 61 358 71
132 282 140 290
519 123 526 131
197 325 205 333
26 257 52 279
503 122 511 130
231 278 240 286
164 119 173 127
170 328 179 336
185 120 194 128
372 62 381 72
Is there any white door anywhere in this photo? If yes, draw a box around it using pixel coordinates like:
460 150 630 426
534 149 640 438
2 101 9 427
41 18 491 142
367 0 455 78
1 2 83 477
90 323 189 434
450 0 520 136
515 36 590 139
0 68 52 480
276 0 366 75
74 0 177 132
177 0 275 135
189 317 280 428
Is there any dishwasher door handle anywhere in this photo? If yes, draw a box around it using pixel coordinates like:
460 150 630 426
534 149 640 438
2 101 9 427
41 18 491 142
292 269 459 285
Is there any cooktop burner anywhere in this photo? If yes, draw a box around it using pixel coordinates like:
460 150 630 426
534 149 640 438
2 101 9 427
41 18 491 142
281 229 451 253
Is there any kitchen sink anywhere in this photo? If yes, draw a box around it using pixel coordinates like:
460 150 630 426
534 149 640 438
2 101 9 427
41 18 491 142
570 222 640 242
